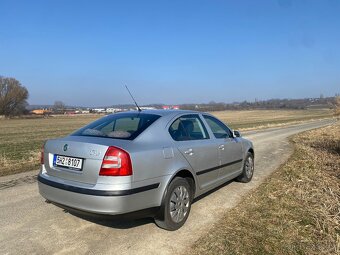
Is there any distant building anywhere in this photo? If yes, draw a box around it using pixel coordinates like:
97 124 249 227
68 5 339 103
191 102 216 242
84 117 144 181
92 108 106 113
140 106 156 110
162 105 180 110
65 111 76 115
31 109 52 115
106 108 123 113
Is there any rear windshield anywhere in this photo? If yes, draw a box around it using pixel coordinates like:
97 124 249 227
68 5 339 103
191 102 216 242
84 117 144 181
71 113 161 140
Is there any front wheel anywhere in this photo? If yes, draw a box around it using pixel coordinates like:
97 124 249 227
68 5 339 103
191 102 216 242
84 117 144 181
154 177 192 231
236 152 254 183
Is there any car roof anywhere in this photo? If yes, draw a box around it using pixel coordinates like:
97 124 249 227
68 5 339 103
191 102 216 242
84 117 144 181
114 109 203 117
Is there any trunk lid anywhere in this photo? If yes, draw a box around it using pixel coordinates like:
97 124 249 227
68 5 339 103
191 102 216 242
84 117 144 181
44 135 131 185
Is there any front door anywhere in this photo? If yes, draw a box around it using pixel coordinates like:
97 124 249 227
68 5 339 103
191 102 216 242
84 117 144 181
203 115 243 180
169 114 220 189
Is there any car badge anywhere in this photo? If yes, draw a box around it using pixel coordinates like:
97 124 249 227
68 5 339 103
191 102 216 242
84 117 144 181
89 149 100 156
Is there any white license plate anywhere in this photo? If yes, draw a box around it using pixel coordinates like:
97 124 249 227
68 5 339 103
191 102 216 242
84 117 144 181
53 155 83 170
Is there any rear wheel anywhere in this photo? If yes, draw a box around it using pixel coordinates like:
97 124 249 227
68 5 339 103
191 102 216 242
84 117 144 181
236 152 254 183
155 177 192 231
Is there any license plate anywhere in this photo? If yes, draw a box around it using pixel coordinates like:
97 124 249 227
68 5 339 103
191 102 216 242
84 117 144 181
53 155 83 170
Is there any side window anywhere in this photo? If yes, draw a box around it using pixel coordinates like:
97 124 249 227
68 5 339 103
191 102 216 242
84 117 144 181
203 115 233 139
169 114 209 141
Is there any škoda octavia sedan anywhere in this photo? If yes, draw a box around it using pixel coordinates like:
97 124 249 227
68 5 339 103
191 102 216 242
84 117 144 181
38 110 254 230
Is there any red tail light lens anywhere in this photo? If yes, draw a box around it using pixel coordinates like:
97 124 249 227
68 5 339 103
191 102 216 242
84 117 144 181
99 146 132 176
40 143 45 165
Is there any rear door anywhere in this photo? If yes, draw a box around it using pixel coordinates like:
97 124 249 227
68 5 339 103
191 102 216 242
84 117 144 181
169 114 220 189
203 115 243 180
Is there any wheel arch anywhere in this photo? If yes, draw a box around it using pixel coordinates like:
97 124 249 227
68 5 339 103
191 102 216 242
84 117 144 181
170 169 196 196
156 168 197 221
248 147 254 158
161 168 197 204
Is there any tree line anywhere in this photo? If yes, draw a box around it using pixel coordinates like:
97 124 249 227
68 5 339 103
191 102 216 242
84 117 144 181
1 75 339 117
180 97 337 111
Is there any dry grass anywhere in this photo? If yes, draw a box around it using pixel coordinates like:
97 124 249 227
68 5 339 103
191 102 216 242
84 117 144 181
0 115 100 176
190 123 340 255
334 96 340 117
212 109 333 130
0 109 333 177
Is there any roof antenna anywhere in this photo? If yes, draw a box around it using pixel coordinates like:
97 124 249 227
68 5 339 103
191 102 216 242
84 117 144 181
125 85 142 112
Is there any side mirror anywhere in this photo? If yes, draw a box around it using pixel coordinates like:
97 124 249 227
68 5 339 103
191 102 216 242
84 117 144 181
233 130 241 138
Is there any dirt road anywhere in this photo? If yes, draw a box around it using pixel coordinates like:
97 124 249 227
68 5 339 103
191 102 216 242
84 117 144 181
0 119 336 255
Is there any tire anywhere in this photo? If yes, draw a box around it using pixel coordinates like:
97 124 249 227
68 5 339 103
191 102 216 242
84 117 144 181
154 177 192 231
236 152 254 183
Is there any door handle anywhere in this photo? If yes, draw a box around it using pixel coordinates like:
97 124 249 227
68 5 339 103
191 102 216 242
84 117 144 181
218 145 225 150
184 148 194 155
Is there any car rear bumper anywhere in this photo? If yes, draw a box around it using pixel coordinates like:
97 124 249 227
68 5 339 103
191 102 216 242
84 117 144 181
38 173 164 215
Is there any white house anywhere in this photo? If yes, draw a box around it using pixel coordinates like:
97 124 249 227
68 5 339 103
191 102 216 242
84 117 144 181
92 108 106 113
106 108 123 113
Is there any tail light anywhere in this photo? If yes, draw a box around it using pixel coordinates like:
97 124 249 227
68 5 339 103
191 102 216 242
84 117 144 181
40 143 45 165
99 146 132 176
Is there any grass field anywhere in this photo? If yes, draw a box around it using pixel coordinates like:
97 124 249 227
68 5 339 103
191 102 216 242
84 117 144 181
190 123 340 255
0 115 99 176
0 109 334 177
212 108 333 130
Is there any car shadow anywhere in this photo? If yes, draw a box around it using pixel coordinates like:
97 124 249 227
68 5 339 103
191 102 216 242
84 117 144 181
69 213 154 229
54 202 157 229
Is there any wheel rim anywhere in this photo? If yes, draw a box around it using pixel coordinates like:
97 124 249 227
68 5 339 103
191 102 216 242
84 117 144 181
169 185 190 223
245 156 254 178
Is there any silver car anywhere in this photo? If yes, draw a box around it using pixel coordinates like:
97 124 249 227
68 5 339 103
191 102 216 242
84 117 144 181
38 110 254 230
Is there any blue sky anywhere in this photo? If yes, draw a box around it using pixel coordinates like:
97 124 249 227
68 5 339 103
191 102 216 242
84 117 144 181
0 0 339 106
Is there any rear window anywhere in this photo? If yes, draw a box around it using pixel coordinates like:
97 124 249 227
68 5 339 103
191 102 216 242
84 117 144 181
72 113 161 140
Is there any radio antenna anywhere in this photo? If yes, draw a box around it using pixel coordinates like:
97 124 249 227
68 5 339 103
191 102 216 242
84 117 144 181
125 85 142 112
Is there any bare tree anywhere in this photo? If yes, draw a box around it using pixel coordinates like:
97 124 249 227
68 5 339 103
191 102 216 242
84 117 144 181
0 76 29 117
53 101 66 113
